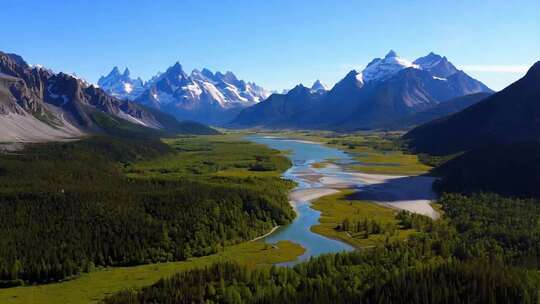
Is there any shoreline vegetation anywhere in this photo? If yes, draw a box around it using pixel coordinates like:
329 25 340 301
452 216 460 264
0 241 304 304
0 134 305 303
103 192 540 304
0 131 454 303
257 130 432 176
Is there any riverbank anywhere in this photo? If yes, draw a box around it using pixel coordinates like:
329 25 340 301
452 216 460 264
0 241 304 304
251 226 280 242
310 189 418 249
249 135 439 262
295 162 439 220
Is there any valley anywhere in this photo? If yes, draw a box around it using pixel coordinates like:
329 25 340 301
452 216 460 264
1 4 539 301
0 131 440 303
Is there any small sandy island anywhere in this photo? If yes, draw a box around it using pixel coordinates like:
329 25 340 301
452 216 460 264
291 164 439 220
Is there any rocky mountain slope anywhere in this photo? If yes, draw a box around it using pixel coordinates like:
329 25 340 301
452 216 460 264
232 51 492 130
99 64 269 125
405 61 540 155
0 51 216 142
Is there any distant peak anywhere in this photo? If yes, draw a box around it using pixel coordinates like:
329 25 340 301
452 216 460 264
201 68 215 79
385 50 398 58
111 66 121 75
311 79 329 91
123 68 130 77
526 61 540 77
290 83 309 93
201 68 213 75
341 70 364 85
344 70 360 78
167 62 185 75
366 58 382 68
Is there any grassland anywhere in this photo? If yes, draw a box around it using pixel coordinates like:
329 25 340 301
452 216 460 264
125 134 291 179
311 189 417 248
0 133 306 304
0 241 304 304
262 130 432 175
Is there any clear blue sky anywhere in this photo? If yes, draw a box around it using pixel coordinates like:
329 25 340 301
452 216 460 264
1 0 539 91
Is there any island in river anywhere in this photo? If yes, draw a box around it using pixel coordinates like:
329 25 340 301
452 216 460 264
247 135 439 265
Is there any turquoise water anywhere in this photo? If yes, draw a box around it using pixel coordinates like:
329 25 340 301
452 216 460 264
246 136 355 265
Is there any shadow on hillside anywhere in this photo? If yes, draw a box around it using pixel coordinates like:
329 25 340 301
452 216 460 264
346 174 437 202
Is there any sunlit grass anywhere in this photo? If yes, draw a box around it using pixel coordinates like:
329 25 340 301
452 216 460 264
310 189 416 248
125 134 291 179
261 131 432 175
0 241 304 304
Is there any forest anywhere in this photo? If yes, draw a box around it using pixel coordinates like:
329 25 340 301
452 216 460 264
0 136 294 286
104 193 540 303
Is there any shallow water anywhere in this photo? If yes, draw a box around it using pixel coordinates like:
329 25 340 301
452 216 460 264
246 136 356 265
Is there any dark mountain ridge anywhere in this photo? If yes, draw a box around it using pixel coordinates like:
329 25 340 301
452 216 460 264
405 61 540 155
232 51 492 130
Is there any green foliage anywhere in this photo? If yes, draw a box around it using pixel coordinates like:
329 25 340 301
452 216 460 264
0 136 294 285
104 193 540 303
126 135 291 179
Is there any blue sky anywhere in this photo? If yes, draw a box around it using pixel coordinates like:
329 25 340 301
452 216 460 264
1 0 539 91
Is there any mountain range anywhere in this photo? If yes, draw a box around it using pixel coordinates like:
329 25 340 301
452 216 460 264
0 51 216 142
231 51 493 130
405 61 540 155
405 61 540 198
98 64 269 125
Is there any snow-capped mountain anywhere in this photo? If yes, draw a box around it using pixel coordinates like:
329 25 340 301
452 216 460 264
361 50 419 83
97 67 144 100
233 50 493 130
0 51 215 142
99 63 269 125
311 80 329 92
413 52 459 78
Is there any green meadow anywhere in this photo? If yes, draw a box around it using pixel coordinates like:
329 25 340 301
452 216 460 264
260 131 432 175
0 241 303 304
310 189 417 248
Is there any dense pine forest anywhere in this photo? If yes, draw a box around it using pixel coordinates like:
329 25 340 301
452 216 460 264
104 193 540 303
0 136 294 286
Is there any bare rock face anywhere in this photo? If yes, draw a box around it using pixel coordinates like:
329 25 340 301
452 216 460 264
0 51 216 142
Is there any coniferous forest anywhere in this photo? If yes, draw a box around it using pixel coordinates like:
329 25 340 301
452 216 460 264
0 137 294 286
2 7 540 301
104 193 540 303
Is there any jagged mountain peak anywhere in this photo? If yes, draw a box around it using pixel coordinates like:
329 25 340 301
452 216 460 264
0 50 216 142
342 70 364 84
311 79 329 91
98 66 144 100
109 66 121 76
290 83 309 92
361 51 418 83
127 64 269 125
166 62 186 76
414 52 458 78
385 50 398 58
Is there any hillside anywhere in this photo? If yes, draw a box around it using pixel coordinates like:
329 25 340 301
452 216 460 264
0 51 216 142
405 61 540 155
232 51 492 130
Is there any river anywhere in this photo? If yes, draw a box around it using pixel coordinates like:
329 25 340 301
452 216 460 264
247 135 357 265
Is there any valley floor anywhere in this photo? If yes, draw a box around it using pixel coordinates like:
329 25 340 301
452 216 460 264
0 131 437 304
0 241 303 304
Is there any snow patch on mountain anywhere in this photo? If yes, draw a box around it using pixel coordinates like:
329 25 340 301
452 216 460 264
361 50 419 83
98 67 144 100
